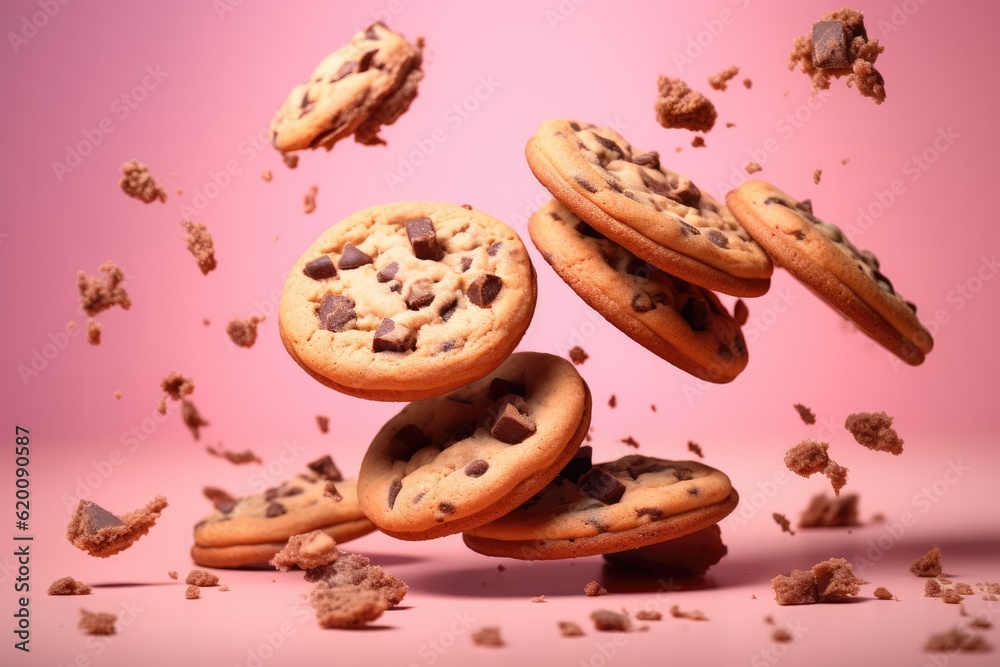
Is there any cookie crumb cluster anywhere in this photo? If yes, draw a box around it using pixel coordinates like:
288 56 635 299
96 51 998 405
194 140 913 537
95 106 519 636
181 220 218 275
47 576 92 595
655 76 717 132
226 316 264 348
771 557 864 605
119 159 167 203
707 65 740 91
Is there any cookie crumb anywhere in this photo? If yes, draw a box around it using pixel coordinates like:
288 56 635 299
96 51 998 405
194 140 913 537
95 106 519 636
841 157 851 165
745 161 762 174
531 595 547 603
568 345 589 365
784 440 830 477
772 512 795 535
205 444 262 465
751 594 757 599
670 604 707 621
559 621 585 637
226 316 264 348
823 460 849 495
650 404 656 413
635 609 662 621
303 185 319 214
798 493 860 527
471 627 504 647
772 628 793 643
47 576 92 595
185 569 220 586
168 570 179 579
114 391 122 400
910 547 943 577
726 122 737 128
691 136 706 148
584 580 607 597
708 65 739 91
621 436 640 449
941 589 963 604
219 584 230 592
181 220 218 275
793 403 816 425
282 153 299 169
78 261 132 317
813 168 822 184
771 569 818 605
261 170 273 182
119 159 167 203
310 582 385 628
687 441 704 458
185 585 201 600
925 579 942 597
923 627 993 653
977 582 1000 595
812 558 863 600
655 75 717 132
87 319 102 346
591 609 631 632
78 609 116 635
608 395 617 408
845 411 904 455
873 586 894 600
270 530 339 571
743 78 753 89
955 582 974 595
317 415 330 433
181 399 209 440
66 496 169 558
497 564 507 572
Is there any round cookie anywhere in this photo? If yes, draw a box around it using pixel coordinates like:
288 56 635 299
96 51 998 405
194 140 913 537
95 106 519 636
190 521 374 569
269 22 424 153
357 352 592 540
462 454 738 560
527 119 773 297
529 199 748 383
279 202 537 401
725 180 933 365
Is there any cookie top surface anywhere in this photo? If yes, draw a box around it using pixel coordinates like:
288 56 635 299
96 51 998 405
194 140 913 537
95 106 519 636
529 119 773 282
357 352 591 538
726 180 933 364
193 471 368 548
269 22 423 152
279 202 537 401
529 199 748 383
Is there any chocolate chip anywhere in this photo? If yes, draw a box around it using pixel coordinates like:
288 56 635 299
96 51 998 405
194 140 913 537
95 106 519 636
593 134 623 155
412 491 425 504
461 204 473 210
364 24 381 40
797 199 814 215
299 90 313 112
681 298 709 331
812 20 851 69
716 342 733 362
704 229 729 249
559 445 593 483
317 294 356 332
203 487 237 514
734 299 749 326
323 481 342 501
606 179 624 194
490 401 536 444
465 459 490 477
264 488 279 501
631 151 660 169
80 501 125 532
438 502 456 515
405 217 444 260
389 424 431 460
673 467 694 481
872 269 895 294
460 256 473 272
468 274 502 307
635 507 664 521
307 455 343 482
643 174 701 207
376 261 399 282
678 220 701 236
632 293 655 313
405 279 435 310
440 299 457 322
373 318 416 352
687 487 699 496
574 176 599 193
624 459 670 479
330 61 355 83
569 121 582 131
579 467 626 505
304 256 337 280
763 196 789 207
446 419 478 442
338 243 373 270
625 257 653 279
356 49 378 73
387 479 402 510
488 378 526 400
282 487 304 497
265 502 286 517
575 221 605 239
487 241 503 256
440 340 455 352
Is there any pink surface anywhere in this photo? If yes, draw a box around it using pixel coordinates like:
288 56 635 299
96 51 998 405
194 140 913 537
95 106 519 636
2 0 998 665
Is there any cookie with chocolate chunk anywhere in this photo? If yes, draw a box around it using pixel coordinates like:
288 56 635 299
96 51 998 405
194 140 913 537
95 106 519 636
270 22 424 153
526 119 772 297
190 457 374 568
357 352 592 540
726 181 932 365
279 202 537 401
462 454 737 560
529 199 748 383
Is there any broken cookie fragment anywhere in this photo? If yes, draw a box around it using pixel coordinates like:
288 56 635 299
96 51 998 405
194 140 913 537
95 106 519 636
579 467 626 505
373 318 416 352
468 274 502 307
405 217 443 260
655 75 717 132
317 294 356 332
66 496 169 558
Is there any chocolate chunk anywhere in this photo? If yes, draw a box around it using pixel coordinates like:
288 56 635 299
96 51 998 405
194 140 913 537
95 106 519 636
490 401 537 445
574 176 599 193
405 280 435 310
265 502 286 518
264 488 279 501
439 299 458 322
495 393 529 414
763 196 789 207
373 318 416 352
704 229 729 249
405 217 444 260
631 151 660 169
797 199 814 215
330 61 355 82
438 502 456 515
678 220 701 236
446 419 478 442
303 256 337 280
681 298 709 331
632 293 655 313
80 501 125 533
203 487 237 514
281 487 304 497
468 274 502 307
389 424 431 460
307 455 343 482
559 445 593 483
488 378 526 400
376 261 399 282
625 459 670 479
606 179 624 194
460 256 473 272
364 24 381 40
464 459 490 477
569 121 582 131
323 481 342 501
356 49 378 73
337 243 373 270
579 467 626 505
593 134 623 156
812 21 851 69
317 294 356 332
575 221 605 239
635 507 664 521
387 479 402 510
673 467 694 481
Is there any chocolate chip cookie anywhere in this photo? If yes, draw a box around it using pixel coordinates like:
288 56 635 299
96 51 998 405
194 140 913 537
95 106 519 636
526 119 772 297
529 199 748 383
726 180 932 365
190 458 374 568
269 22 424 153
357 352 592 540
462 454 737 560
279 202 537 401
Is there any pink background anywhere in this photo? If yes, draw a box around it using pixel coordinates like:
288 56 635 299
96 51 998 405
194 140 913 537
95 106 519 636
2 0 998 665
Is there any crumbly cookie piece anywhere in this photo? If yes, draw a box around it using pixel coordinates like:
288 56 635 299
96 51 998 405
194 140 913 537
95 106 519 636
788 8 886 103
635 609 662 621
185 569 219 586
226 316 263 348
205 444 261 465
168 570 179 579
708 66 739 91
303 185 318 214
181 220 218 275
471 627 504 647
772 558 863 605
910 547 943 577
798 493 860 527
655 76 717 132
845 411 903 455
924 627 993 653
745 161 762 175
78 261 132 317
687 441 704 458
78 610 116 635
584 581 607 597
602 524 728 577
86 319 101 345
310 582 385 628
591 609 631 632
773 513 794 535
670 604 707 621
181 399 209 440
568 345 589 365
47 577 92 595
784 440 849 495
793 403 816 425
873 586 894 600
269 22 424 153
185 585 201 600
772 569 818 605
269 530 339 571
813 169 823 184
317 415 330 433
66 496 168 558
161 372 194 401
559 621 585 637
304 550 408 608
119 159 167 203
